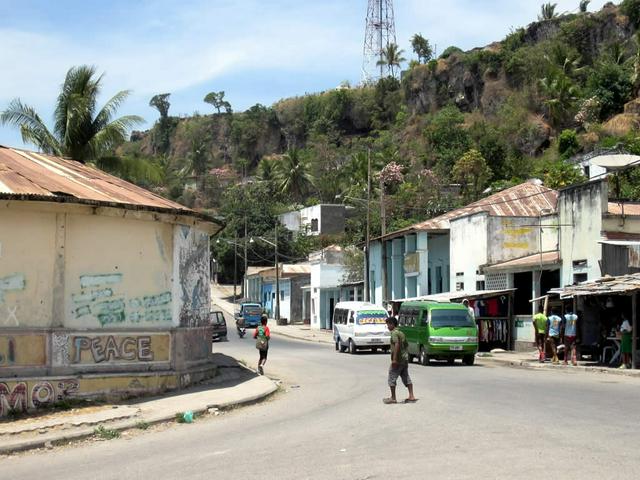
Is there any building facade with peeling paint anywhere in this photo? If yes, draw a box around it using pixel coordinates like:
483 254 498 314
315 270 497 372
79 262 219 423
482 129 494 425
0 146 220 417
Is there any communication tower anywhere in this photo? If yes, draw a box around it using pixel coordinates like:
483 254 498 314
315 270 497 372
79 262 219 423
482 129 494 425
362 0 397 83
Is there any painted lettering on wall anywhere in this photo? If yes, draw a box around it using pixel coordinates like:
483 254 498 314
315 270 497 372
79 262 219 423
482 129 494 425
70 334 170 365
0 273 25 326
0 380 79 417
0 334 46 367
72 273 172 327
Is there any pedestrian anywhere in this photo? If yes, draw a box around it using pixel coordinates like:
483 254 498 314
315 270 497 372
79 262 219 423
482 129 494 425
462 299 475 320
563 310 579 366
384 316 417 404
619 315 632 369
547 309 562 364
254 314 270 375
533 305 548 363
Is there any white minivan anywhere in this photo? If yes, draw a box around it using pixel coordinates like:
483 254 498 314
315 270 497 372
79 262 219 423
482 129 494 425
333 302 390 354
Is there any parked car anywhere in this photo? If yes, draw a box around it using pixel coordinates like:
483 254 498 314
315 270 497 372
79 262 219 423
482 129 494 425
398 301 478 366
235 302 263 328
209 311 228 341
333 301 390 354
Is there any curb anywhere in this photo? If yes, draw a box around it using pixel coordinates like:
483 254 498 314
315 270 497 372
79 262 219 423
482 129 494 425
477 356 640 378
0 377 278 455
270 329 334 345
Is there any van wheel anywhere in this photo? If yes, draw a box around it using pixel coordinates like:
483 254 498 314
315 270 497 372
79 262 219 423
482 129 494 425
335 339 340 351
371 347 378 353
419 347 430 366
463 354 475 366
408 354 415 363
447 357 455 365
348 339 357 354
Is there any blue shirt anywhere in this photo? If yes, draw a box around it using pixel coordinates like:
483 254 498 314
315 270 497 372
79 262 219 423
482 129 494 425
548 315 562 337
564 313 578 337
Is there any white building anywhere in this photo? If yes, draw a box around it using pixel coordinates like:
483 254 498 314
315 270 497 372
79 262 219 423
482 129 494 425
279 204 349 236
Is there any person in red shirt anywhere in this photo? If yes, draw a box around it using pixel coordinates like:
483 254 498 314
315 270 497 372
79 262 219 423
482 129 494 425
254 315 271 375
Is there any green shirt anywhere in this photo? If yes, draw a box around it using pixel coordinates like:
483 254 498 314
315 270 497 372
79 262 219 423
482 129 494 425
390 329 409 364
533 313 547 334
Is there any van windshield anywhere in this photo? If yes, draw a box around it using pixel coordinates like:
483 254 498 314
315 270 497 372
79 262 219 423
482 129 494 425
357 311 387 325
243 306 262 316
430 309 474 328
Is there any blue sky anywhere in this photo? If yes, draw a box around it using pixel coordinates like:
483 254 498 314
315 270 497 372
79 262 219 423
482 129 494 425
0 0 610 149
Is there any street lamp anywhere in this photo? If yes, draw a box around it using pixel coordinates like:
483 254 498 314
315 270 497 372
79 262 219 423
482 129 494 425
250 224 280 323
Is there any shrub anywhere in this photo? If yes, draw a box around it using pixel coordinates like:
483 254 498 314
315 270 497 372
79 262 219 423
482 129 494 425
586 61 633 120
440 46 463 59
558 129 580 158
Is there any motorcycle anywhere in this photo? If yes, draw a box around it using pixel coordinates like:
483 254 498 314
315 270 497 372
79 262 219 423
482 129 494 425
236 319 246 338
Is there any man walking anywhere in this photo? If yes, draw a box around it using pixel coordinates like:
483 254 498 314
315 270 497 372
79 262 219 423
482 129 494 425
533 305 548 363
254 315 270 375
384 317 417 404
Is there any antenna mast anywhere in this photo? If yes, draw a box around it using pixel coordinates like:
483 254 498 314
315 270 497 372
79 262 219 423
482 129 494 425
362 0 397 83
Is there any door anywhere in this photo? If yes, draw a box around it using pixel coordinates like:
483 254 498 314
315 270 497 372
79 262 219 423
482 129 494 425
328 297 335 329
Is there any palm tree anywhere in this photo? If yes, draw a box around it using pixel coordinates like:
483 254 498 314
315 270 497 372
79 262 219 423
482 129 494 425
377 43 406 78
273 149 314 202
1 65 143 163
538 3 558 21
539 72 580 128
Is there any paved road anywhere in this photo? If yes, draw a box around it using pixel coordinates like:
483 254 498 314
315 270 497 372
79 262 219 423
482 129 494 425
2 326 640 479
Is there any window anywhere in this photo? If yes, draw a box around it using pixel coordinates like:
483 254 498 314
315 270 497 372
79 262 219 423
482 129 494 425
310 218 319 232
573 259 587 268
280 290 285 300
573 273 587 284
436 266 443 293
348 312 355 324
476 280 485 290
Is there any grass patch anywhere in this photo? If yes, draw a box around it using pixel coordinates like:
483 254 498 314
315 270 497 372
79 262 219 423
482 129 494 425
135 420 150 430
94 425 121 440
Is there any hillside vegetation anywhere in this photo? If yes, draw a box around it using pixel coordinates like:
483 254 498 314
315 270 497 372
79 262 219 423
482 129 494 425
115 1 640 282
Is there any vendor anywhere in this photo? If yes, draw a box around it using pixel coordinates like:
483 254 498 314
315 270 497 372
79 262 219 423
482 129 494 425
620 315 633 369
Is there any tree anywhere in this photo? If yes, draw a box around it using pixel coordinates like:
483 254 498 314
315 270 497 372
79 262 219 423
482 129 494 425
204 91 232 114
410 34 433 64
579 0 590 13
273 148 314 202
149 93 172 155
452 149 492 202
538 3 558 21
539 72 580 128
377 43 406 78
149 93 170 118
0 65 142 163
633 32 640 96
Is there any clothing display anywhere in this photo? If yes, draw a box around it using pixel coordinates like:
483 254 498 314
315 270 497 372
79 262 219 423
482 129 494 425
476 318 509 344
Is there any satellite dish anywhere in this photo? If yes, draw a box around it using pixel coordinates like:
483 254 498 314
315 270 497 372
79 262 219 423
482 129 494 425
591 154 640 171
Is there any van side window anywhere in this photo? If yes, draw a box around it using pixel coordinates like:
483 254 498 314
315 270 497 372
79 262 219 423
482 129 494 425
348 311 355 324
398 311 407 326
420 309 428 326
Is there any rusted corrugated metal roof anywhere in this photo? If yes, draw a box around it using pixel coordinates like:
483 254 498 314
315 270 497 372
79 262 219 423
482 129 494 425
379 182 558 241
607 202 640 216
483 251 560 272
0 146 213 222
551 273 640 298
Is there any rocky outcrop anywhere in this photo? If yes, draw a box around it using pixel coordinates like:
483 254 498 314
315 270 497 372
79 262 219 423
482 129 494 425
603 98 640 136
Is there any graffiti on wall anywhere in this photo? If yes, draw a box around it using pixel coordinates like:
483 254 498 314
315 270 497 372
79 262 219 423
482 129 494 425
175 226 210 327
70 334 171 365
72 273 172 327
0 334 46 367
0 273 25 326
0 379 79 417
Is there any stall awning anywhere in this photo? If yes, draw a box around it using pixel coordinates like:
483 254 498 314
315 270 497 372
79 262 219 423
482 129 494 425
391 288 516 303
483 251 560 273
550 273 640 298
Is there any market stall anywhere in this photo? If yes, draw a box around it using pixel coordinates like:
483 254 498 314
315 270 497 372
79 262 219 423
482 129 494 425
550 273 640 369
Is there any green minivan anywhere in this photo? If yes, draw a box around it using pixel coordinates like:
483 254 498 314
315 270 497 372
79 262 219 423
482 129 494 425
398 301 478 366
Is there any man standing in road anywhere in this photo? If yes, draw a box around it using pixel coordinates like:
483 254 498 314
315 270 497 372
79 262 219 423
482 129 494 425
384 317 417 404
533 305 548 363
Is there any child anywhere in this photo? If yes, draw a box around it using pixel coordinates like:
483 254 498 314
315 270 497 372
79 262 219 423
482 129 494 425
254 315 271 375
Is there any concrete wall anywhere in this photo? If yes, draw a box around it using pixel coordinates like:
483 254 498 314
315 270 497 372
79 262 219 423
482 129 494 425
0 200 216 416
558 181 606 285
450 213 488 291
487 216 550 265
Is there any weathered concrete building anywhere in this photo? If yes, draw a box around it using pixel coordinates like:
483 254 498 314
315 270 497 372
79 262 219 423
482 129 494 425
0 147 220 416
278 204 349 236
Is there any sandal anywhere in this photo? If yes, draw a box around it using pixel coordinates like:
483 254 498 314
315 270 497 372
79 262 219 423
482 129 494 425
404 398 418 403
382 398 397 404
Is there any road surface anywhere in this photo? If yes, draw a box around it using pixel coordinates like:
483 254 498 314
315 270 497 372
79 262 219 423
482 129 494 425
2 321 639 479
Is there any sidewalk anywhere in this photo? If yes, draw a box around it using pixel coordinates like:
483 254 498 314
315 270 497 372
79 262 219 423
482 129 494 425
0 354 278 455
477 350 640 377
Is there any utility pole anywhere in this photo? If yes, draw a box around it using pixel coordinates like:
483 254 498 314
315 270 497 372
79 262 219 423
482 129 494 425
275 223 281 323
380 172 387 303
233 234 238 307
365 149 371 302
243 215 248 300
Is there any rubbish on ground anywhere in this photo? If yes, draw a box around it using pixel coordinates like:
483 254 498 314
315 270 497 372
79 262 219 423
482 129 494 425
490 348 506 353
183 411 194 423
